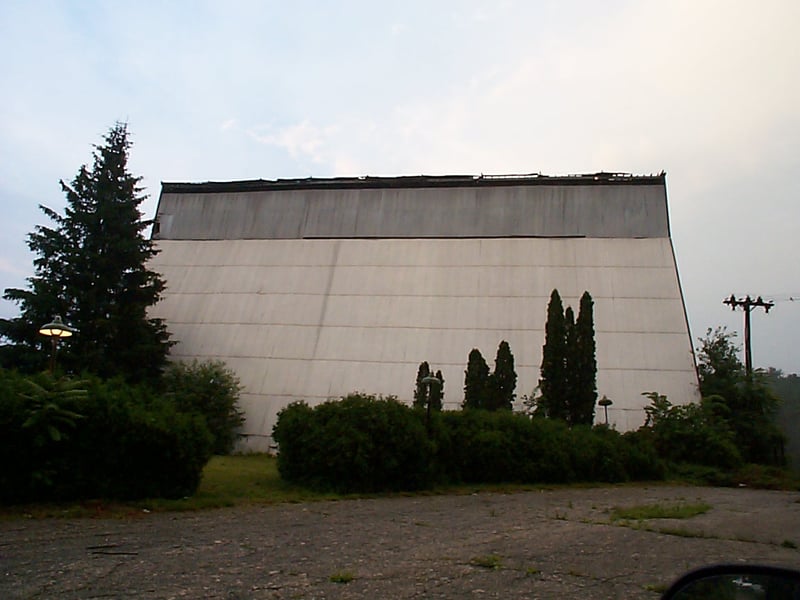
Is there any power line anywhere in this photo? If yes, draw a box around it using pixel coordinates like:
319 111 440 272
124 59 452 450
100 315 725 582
760 293 799 304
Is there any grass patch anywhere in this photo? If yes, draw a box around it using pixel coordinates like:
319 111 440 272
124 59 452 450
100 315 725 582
781 539 798 549
329 570 355 583
1 456 645 519
611 502 711 521
4 455 790 522
0 454 344 519
143 454 349 511
470 554 502 569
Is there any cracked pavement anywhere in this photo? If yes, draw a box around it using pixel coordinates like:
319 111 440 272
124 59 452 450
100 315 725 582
2 485 799 599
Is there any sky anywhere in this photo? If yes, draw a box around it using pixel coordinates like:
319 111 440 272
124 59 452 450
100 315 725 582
1 0 798 375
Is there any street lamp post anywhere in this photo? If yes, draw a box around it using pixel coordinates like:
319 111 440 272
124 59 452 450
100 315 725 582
38 315 77 374
598 395 613 426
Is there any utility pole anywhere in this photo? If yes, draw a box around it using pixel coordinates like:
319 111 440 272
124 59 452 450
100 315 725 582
723 294 774 377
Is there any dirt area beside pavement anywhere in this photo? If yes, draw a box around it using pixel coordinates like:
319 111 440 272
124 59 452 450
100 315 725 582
2 485 799 599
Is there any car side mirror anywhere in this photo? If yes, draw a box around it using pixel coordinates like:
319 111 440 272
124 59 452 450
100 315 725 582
662 564 800 599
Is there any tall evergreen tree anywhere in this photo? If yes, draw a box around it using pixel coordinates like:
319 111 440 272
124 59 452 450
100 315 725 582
563 306 577 422
538 289 568 419
0 123 171 381
414 362 444 411
488 340 516 410
429 369 444 411
413 361 431 409
572 291 597 425
463 348 490 409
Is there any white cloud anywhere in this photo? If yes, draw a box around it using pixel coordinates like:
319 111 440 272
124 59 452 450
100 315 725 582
220 119 238 132
248 121 341 165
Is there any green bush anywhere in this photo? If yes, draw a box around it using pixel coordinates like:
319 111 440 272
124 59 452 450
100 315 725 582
0 370 47 501
567 425 629 483
105 397 213 499
0 370 93 502
0 369 213 503
435 411 572 484
524 416 574 483
76 377 214 499
697 328 786 466
641 392 743 470
161 360 245 454
619 429 667 481
438 410 523 483
273 393 432 493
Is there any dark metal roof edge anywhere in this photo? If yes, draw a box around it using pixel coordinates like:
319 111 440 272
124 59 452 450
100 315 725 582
161 172 666 194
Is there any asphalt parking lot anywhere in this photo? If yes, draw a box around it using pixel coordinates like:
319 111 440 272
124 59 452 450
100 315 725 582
2 485 799 599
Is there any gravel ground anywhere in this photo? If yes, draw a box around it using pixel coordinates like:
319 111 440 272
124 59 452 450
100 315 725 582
2 485 799 599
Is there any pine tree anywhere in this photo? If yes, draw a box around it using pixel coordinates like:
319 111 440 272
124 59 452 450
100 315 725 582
538 289 568 419
488 340 516 410
413 361 431 408
429 369 444 411
572 291 597 425
463 348 490 409
0 123 171 381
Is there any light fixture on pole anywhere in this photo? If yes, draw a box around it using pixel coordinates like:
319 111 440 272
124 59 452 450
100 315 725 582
598 395 613 426
39 315 77 374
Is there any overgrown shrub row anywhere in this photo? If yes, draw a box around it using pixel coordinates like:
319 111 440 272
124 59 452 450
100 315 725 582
273 393 665 493
434 410 664 485
0 370 215 503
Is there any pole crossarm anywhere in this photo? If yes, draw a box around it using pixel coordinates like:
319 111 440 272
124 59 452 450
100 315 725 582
723 294 775 314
